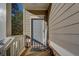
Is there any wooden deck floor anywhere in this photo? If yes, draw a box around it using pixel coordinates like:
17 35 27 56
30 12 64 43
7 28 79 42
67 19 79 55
20 47 53 56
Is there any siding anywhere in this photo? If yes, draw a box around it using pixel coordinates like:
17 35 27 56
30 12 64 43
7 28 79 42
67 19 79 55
48 3 79 55
23 4 47 38
23 10 31 37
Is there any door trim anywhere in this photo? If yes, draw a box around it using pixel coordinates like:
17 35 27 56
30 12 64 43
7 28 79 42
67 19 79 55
31 18 43 45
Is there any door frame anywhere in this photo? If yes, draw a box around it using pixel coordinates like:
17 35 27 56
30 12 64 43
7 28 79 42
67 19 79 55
31 18 44 45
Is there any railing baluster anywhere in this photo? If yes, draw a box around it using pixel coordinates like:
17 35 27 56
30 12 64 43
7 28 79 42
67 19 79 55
33 41 34 48
39 43 40 48
32 39 46 50
35 42 36 48
34 42 35 48
39 44 40 48
38 43 39 48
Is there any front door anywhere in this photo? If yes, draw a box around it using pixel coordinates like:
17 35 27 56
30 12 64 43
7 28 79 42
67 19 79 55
32 19 45 48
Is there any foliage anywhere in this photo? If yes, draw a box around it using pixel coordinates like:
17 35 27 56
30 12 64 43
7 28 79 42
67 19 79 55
11 3 23 35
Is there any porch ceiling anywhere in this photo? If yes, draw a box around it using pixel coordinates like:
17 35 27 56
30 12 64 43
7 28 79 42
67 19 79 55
25 3 49 10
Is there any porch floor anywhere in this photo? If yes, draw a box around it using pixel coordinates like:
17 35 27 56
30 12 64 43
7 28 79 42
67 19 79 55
20 46 53 56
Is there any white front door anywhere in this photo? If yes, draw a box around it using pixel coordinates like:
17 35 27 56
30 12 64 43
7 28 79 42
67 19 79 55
32 19 45 46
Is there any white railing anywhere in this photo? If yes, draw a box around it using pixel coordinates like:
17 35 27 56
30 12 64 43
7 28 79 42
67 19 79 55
3 35 25 56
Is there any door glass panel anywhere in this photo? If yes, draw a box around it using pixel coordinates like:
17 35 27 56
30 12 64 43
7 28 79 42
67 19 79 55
32 20 44 44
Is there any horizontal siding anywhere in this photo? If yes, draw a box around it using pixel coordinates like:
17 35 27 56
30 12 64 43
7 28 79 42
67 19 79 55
49 3 79 55
23 10 31 37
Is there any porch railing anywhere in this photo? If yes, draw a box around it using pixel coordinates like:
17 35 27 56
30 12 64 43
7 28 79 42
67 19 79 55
32 39 47 50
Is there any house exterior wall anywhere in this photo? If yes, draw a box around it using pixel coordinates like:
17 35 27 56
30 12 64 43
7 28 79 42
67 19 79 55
23 4 48 47
48 3 79 56
23 4 47 38
23 11 45 37
23 10 32 38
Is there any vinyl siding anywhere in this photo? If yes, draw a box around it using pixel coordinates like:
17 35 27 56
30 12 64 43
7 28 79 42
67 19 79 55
48 3 79 55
